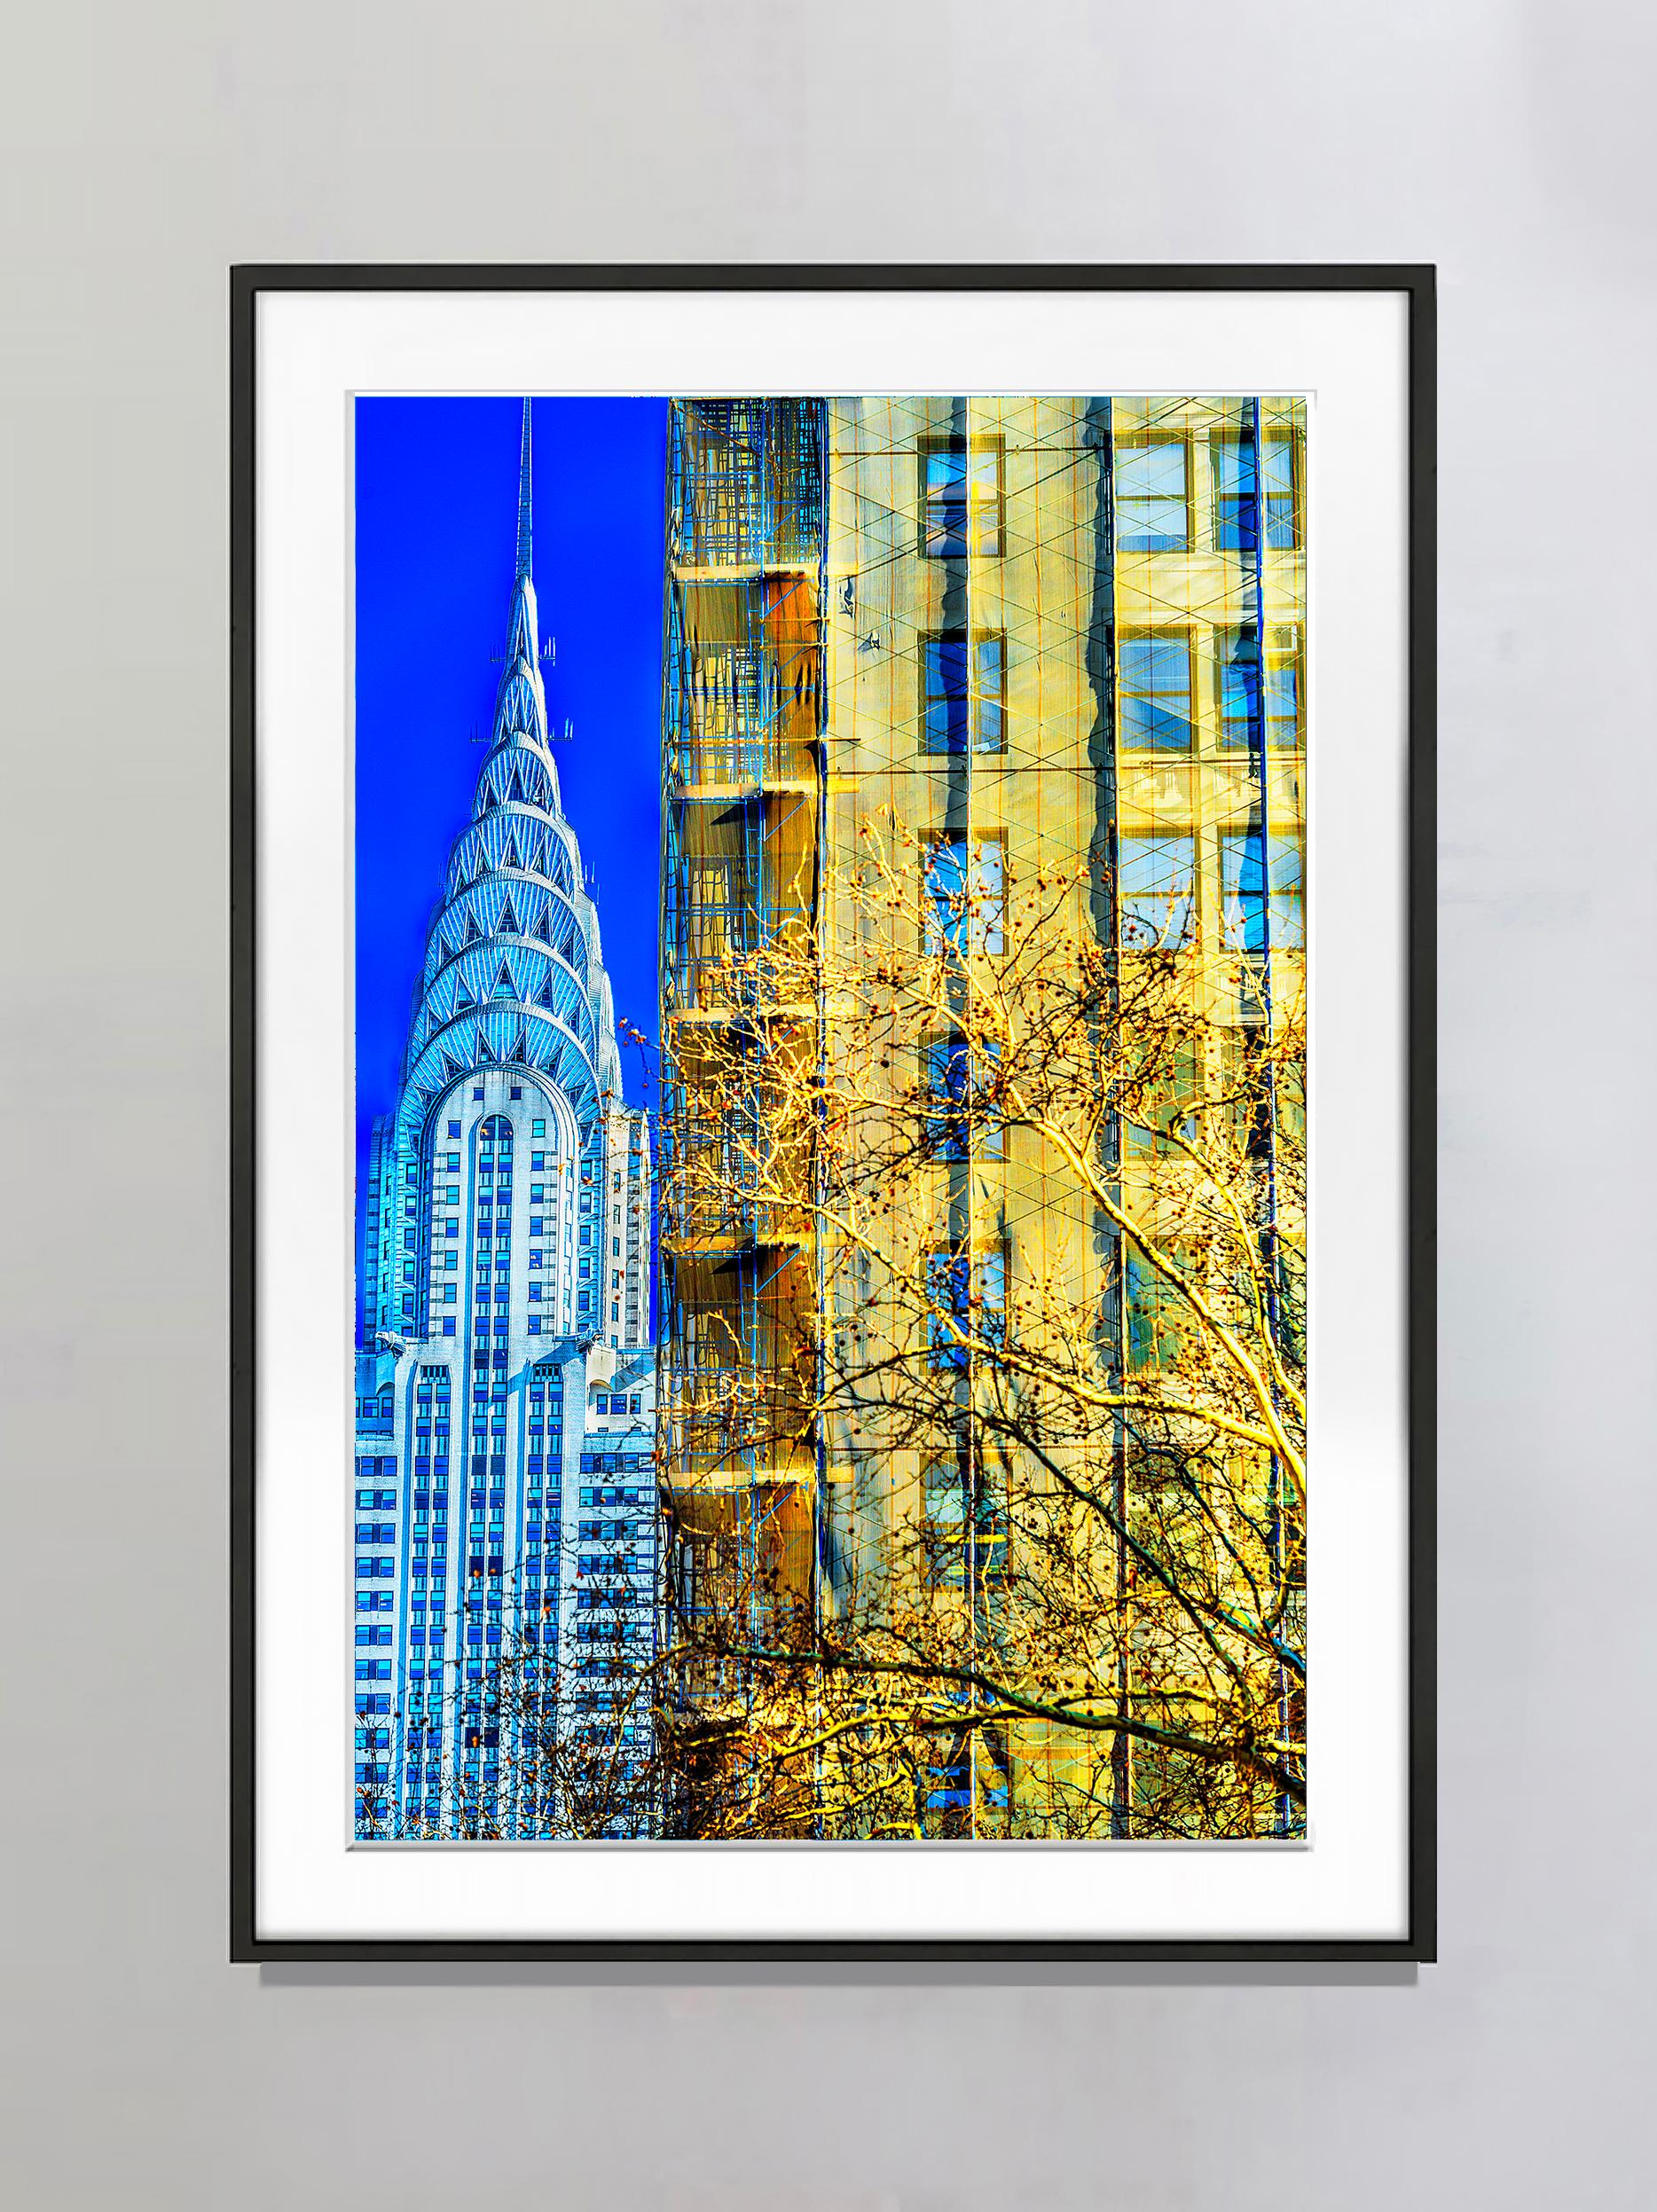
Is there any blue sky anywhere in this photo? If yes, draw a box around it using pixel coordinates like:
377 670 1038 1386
354 396 668 1193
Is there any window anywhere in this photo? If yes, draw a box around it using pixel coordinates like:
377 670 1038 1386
1124 1042 1201 1157
1220 832 1304 951
1218 627 1258 750
1211 428 1299 553
923 1455 968 1559
531 1118 546 1137
1118 834 1196 949
1116 437 1189 551
920 632 1005 755
1218 627 1301 752
923 835 1004 956
926 1244 1006 1370
920 439 1002 559
923 1033 1002 1162
447 1121 461 1138
1265 638 1301 751
1126 1247 1189 1372
685 851 738 933
1118 634 1192 751
923 1454 1007 1588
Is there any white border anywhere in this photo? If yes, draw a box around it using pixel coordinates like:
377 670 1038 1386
255 286 1409 1941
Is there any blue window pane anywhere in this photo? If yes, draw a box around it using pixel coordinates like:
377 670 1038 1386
922 444 1001 559
1262 432 1297 548
924 836 1004 954
1220 832 1304 951
1266 658 1299 747
922 448 969 556
975 636 1003 749
1211 438 1251 498
926 1035 970 1162
927 1251 973 1370
923 1033 1003 1162
922 634 1004 755
1126 1249 1182 1371
1116 440 1188 551
923 636 970 751
1219 629 1260 749
1214 430 1297 553
926 1246 1006 1369
1119 634 1191 750
1119 835 1196 947
1213 436 1257 553
1221 629 1300 749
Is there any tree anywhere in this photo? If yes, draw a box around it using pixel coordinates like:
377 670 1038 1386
356 1564 668 1842
657 811 1306 1839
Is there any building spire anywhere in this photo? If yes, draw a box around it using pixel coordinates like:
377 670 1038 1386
492 397 551 762
515 397 533 582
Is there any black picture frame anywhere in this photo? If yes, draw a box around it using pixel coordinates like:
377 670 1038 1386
231 263 1436 1965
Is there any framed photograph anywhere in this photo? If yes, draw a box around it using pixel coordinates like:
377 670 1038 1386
232 264 1434 1961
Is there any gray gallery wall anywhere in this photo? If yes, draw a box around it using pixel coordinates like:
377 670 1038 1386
3 4 1653 2205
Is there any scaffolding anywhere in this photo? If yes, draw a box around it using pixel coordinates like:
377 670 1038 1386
658 402 828 1830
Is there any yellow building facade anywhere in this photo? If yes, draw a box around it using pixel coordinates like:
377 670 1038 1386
661 396 1307 1839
